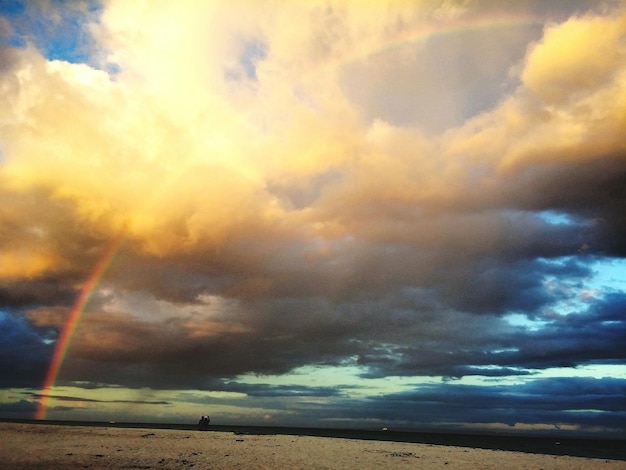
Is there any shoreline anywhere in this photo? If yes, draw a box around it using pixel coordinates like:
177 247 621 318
1 418 624 461
1 422 626 469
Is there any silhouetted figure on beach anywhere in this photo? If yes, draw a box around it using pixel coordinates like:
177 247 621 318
198 415 210 431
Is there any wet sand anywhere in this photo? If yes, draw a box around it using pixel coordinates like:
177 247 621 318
1 422 625 469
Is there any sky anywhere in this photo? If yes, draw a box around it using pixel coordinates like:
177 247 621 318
0 0 625 437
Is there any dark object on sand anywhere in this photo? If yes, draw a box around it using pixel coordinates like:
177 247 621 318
198 416 210 431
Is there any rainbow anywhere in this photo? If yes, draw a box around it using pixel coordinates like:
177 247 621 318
35 232 125 420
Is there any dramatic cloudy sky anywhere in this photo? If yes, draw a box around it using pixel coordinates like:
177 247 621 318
1 0 625 436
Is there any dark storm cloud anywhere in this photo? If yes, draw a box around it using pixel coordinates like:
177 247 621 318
359 291 626 378
494 154 626 257
202 380 344 398
45 305 363 389
0 277 75 309
27 392 170 405
0 399 38 415
357 376 626 432
512 292 626 368
0 310 53 388
2 198 622 391
23 285 621 392
418 254 591 316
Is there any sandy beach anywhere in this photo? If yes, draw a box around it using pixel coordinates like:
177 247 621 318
0 423 624 469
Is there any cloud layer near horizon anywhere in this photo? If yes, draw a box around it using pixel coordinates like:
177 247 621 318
1 0 625 431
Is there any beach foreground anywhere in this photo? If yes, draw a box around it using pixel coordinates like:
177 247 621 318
1 423 624 469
